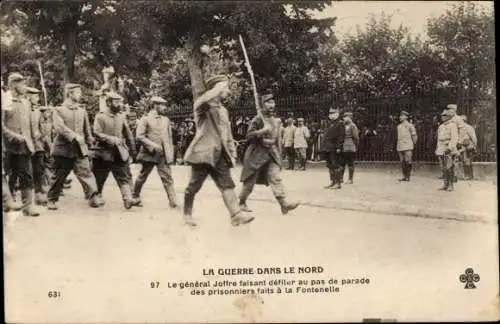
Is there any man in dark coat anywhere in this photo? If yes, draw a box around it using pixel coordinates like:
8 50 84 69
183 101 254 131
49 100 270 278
239 94 299 215
92 92 138 209
183 75 254 227
323 107 345 189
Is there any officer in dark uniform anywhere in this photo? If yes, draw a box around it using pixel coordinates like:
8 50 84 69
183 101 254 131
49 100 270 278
322 107 345 189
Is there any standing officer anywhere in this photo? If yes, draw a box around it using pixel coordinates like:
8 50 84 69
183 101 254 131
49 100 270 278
281 118 295 170
322 107 345 189
1 73 40 216
459 115 478 180
183 75 254 227
293 117 310 171
445 104 465 183
25 86 49 205
132 96 178 208
436 109 458 191
46 83 101 210
239 93 299 215
396 110 417 182
341 111 360 184
92 92 138 209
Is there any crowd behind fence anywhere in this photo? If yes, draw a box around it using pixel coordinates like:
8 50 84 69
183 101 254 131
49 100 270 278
129 90 496 163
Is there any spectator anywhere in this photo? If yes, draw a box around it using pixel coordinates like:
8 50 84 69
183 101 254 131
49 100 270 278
293 118 310 171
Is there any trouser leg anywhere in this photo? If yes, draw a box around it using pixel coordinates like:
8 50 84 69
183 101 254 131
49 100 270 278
72 157 98 200
132 162 155 198
47 157 73 202
32 152 45 194
92 158 111 195
156 159 177 207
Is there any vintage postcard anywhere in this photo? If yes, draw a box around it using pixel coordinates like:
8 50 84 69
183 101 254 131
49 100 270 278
2 0 498 322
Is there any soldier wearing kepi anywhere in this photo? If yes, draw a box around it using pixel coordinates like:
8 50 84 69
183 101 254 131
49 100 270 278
322 107 345 190
132 96 178 208
436 109 458 191
183 75 254 227
396 110 417 182
46 83 101 210
239 93 299 215
92 92 138 209
1 73 40 216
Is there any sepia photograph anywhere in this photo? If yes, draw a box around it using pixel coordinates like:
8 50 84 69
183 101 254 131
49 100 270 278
1 0 498 322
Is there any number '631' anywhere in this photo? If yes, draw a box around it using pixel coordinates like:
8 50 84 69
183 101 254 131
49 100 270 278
48 291 61 298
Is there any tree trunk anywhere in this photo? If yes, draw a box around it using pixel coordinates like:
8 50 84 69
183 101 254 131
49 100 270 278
184 32 205 100
64 28 77 83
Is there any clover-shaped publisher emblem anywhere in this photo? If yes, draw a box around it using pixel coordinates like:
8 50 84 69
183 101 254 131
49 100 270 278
459 268 480 289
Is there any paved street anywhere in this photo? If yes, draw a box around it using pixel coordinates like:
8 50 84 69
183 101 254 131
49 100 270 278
4 165 499 322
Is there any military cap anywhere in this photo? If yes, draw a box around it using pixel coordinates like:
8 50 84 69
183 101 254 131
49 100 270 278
25 87 40 94
150 96 167 104
328 107 340 113
297 117 305 122
446 104 458 110
400 110 409 116
8 73 24 84
65 83 82 92
106 91 123 100
441 109 453 116
261 94 274 103
205 74 228 90
343 111 353 117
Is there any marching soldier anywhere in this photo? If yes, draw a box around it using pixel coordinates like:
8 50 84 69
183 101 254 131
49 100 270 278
38 105 56 192
459 115 478 180
92 92 138 209
323 107 345 189
436 109 458 191
46 83 101 210
183 75 254 227
341 111 360 184
396 110 417 182
293 117 310 171
239 93 299 214
1 73 40 216
25 86 49 205
132 96 178 208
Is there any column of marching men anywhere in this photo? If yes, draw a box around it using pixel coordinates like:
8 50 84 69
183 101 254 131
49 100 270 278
1 70 479 224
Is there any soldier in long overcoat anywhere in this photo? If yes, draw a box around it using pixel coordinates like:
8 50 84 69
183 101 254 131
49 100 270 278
132 96 178 208
183 75 254 227
239 93 299 215
436 109 459 191
46 83 101 210
2 73 40 216
92 92 138 209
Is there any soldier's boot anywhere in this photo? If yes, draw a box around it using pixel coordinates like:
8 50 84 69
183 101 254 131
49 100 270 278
46 200 58 210
221 190 254 226
324 181 335 189
164 184 179 209
239 197 253 212
447 169 455 191
21 189 40 217
346 166 354 184
131 196 142 207
3 185 22 212
406 163 412 181
468 166 474 180
119 184 134 210
438 169 449 190
398 162 408 181
183 193 197 227
464 165 474 180
35 192 48 205
88 193 102 208
63 178 72 189
331 171 342 189
276 196 299 215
